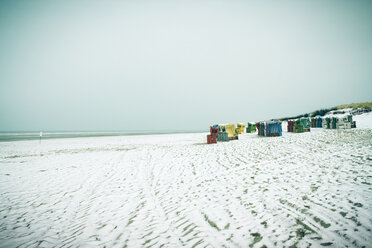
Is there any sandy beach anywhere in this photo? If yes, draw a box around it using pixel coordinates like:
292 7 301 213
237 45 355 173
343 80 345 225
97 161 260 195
2 0 372 246
0 113 371 247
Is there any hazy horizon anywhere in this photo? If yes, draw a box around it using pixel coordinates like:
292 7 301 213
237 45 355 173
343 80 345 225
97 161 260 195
1 0 371 132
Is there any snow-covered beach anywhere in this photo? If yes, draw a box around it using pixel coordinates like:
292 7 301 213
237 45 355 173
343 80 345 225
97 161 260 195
1 113 371 248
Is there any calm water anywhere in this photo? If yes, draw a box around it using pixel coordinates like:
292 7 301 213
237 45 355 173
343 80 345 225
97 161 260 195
0 130 204 142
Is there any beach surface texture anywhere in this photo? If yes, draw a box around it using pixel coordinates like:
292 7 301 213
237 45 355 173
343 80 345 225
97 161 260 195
0 112 371 247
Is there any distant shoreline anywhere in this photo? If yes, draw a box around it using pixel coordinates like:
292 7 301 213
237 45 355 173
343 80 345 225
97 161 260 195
0 130 205 142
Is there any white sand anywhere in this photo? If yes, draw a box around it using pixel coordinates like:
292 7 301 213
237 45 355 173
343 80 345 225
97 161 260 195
0 115 372 247
354 112 372 129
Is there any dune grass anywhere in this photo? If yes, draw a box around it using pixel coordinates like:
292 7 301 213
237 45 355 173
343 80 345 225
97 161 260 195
334 102 372 110
277 102 371 121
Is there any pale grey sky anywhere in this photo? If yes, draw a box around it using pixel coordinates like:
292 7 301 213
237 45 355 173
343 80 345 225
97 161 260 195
0 0 371 131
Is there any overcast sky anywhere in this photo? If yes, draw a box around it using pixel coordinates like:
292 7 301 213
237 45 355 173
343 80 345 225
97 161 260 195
0 0 371 131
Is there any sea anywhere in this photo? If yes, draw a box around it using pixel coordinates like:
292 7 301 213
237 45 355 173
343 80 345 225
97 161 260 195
0 130 204 142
